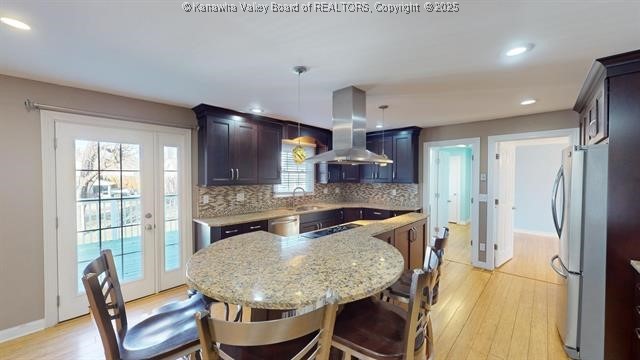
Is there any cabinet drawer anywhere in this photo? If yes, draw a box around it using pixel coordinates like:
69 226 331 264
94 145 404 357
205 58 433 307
220 224 243 239
363 208 391 220
243 220 268 233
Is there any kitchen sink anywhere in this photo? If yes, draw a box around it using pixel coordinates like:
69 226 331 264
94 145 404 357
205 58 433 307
295 205 324 212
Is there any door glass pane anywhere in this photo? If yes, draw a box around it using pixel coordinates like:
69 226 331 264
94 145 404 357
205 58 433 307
74 140 143 293
164 146 180 271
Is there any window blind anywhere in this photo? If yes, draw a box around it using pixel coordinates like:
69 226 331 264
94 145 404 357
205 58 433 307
274 141 315 196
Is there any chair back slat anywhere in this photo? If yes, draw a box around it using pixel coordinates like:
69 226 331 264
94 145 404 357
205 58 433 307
401 268 437 359
196 302 337 360
81 250 128 360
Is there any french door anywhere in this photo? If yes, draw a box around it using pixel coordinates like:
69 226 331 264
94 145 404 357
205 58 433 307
55 119 190 321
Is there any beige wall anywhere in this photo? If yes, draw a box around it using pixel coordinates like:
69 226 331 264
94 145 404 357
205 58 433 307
419 110 578 262
0 74 196 331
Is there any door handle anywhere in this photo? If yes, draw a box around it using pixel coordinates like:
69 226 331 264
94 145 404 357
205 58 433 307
550 255 567 279
270 220 296 225
551 167 563 238
145 224 154 231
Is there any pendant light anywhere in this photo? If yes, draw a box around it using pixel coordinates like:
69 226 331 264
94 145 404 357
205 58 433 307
378 105 389 167
292 66 308 165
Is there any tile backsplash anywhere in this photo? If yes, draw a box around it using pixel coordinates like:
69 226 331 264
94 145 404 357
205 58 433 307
197 183 420 217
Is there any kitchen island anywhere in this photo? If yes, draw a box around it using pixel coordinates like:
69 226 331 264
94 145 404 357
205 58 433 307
186 212 427 313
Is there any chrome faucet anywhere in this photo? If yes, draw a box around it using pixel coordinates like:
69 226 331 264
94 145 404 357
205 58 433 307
291 186 306 208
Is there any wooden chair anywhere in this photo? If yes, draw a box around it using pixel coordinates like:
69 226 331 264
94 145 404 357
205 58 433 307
331 269 436 360
384 226 449 305
82 249 209 360
195 302 338 360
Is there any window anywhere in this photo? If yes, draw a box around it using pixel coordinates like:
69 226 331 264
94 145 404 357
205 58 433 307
273 140 315 196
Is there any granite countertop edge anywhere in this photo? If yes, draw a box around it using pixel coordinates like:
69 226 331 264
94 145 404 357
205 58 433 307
194 202 424 227
186 212 425 308
631 260 640 274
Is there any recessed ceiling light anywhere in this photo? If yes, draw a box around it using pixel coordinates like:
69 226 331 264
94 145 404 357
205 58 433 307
520 99 537 105
506 44 534 57
0 17 31 30
250 108 263 114
376 124 383 129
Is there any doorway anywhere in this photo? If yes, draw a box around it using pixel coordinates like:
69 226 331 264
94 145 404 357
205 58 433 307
42 111 192 322
425 138 480 267
488 129 576 280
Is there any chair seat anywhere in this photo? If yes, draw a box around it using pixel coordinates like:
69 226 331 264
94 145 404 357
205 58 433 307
220 333 317 360
333 298 424 360
119 293 209 360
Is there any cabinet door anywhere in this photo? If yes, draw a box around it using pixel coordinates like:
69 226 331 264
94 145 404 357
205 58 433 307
342 165 360 182
233 121 259 184
327 164 343 183
377 137 394 182
258 124 282 184
393 134 417 183
204 117 234 185
408 221 425 270
393 225 411 270
343 208 363 223
375 230 394 244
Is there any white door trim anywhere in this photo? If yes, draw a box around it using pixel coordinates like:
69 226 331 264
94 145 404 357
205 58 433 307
423 138 481 268
486 127 577 270
41 110 192 327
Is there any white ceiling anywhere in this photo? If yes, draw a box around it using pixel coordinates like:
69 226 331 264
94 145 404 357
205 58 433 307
1 1 639 130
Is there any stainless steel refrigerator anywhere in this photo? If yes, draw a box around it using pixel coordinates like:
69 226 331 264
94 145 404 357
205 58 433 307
550 143 608 359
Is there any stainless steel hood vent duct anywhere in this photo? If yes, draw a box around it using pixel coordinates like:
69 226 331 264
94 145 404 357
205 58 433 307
306 86 393 165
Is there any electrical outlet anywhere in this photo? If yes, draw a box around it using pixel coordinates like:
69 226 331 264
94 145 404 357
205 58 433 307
391 189 397 196
323 188 328 194
236 192 245 202
202 195 209 204
335 187 340 193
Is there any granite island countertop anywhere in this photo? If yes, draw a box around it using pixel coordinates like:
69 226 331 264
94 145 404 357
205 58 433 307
631 260 640 274
193 202 422 227
186 212 427 309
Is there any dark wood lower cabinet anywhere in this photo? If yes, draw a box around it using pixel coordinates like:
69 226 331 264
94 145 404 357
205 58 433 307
363 208 391 220
194 220 268 251
393 219 426 271
343 208 363 223
374 230 394 244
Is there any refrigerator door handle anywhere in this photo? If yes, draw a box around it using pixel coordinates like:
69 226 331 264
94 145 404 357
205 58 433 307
550 254 567 279
551 166 564 239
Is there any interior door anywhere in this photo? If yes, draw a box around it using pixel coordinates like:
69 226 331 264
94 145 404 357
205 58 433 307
436 150 450 233
494 142 516 267
448 155 461 223
56 122 156 321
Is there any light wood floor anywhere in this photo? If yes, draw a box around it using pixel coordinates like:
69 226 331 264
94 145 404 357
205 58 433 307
443 223 472 265
0 226 565 359
496 232 562 285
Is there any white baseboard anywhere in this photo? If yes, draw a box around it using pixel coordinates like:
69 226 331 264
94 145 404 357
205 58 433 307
0 319 45 343
457 219 470 225
513 228 556 238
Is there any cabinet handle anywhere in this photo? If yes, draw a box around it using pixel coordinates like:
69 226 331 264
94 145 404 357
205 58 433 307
342 170 346 179
249 225 262 230
636 328 640 340
373 211 382 215
393 170 396 179
360 210 363 218
230 168 235 180
225 229 239 234
236 168 240 179
409 227 417 242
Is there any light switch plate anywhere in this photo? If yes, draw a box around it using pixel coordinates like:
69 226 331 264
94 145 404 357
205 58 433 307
480 243 486 251
202 195 209 204
480 173 487 181
236 192 245 202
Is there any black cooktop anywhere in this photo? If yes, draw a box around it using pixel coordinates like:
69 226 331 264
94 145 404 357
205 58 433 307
301 223 362 239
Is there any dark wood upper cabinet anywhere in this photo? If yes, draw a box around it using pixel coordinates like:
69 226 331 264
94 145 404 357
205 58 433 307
392 131 419 183
194 104 282 186
359 128 420 184
257 123 283 184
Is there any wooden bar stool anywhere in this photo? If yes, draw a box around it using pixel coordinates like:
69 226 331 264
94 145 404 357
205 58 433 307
331 269 437 360
195 302 338 360
82 250 209 360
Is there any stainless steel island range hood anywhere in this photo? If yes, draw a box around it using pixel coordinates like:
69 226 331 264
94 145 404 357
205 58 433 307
306 86 393 165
